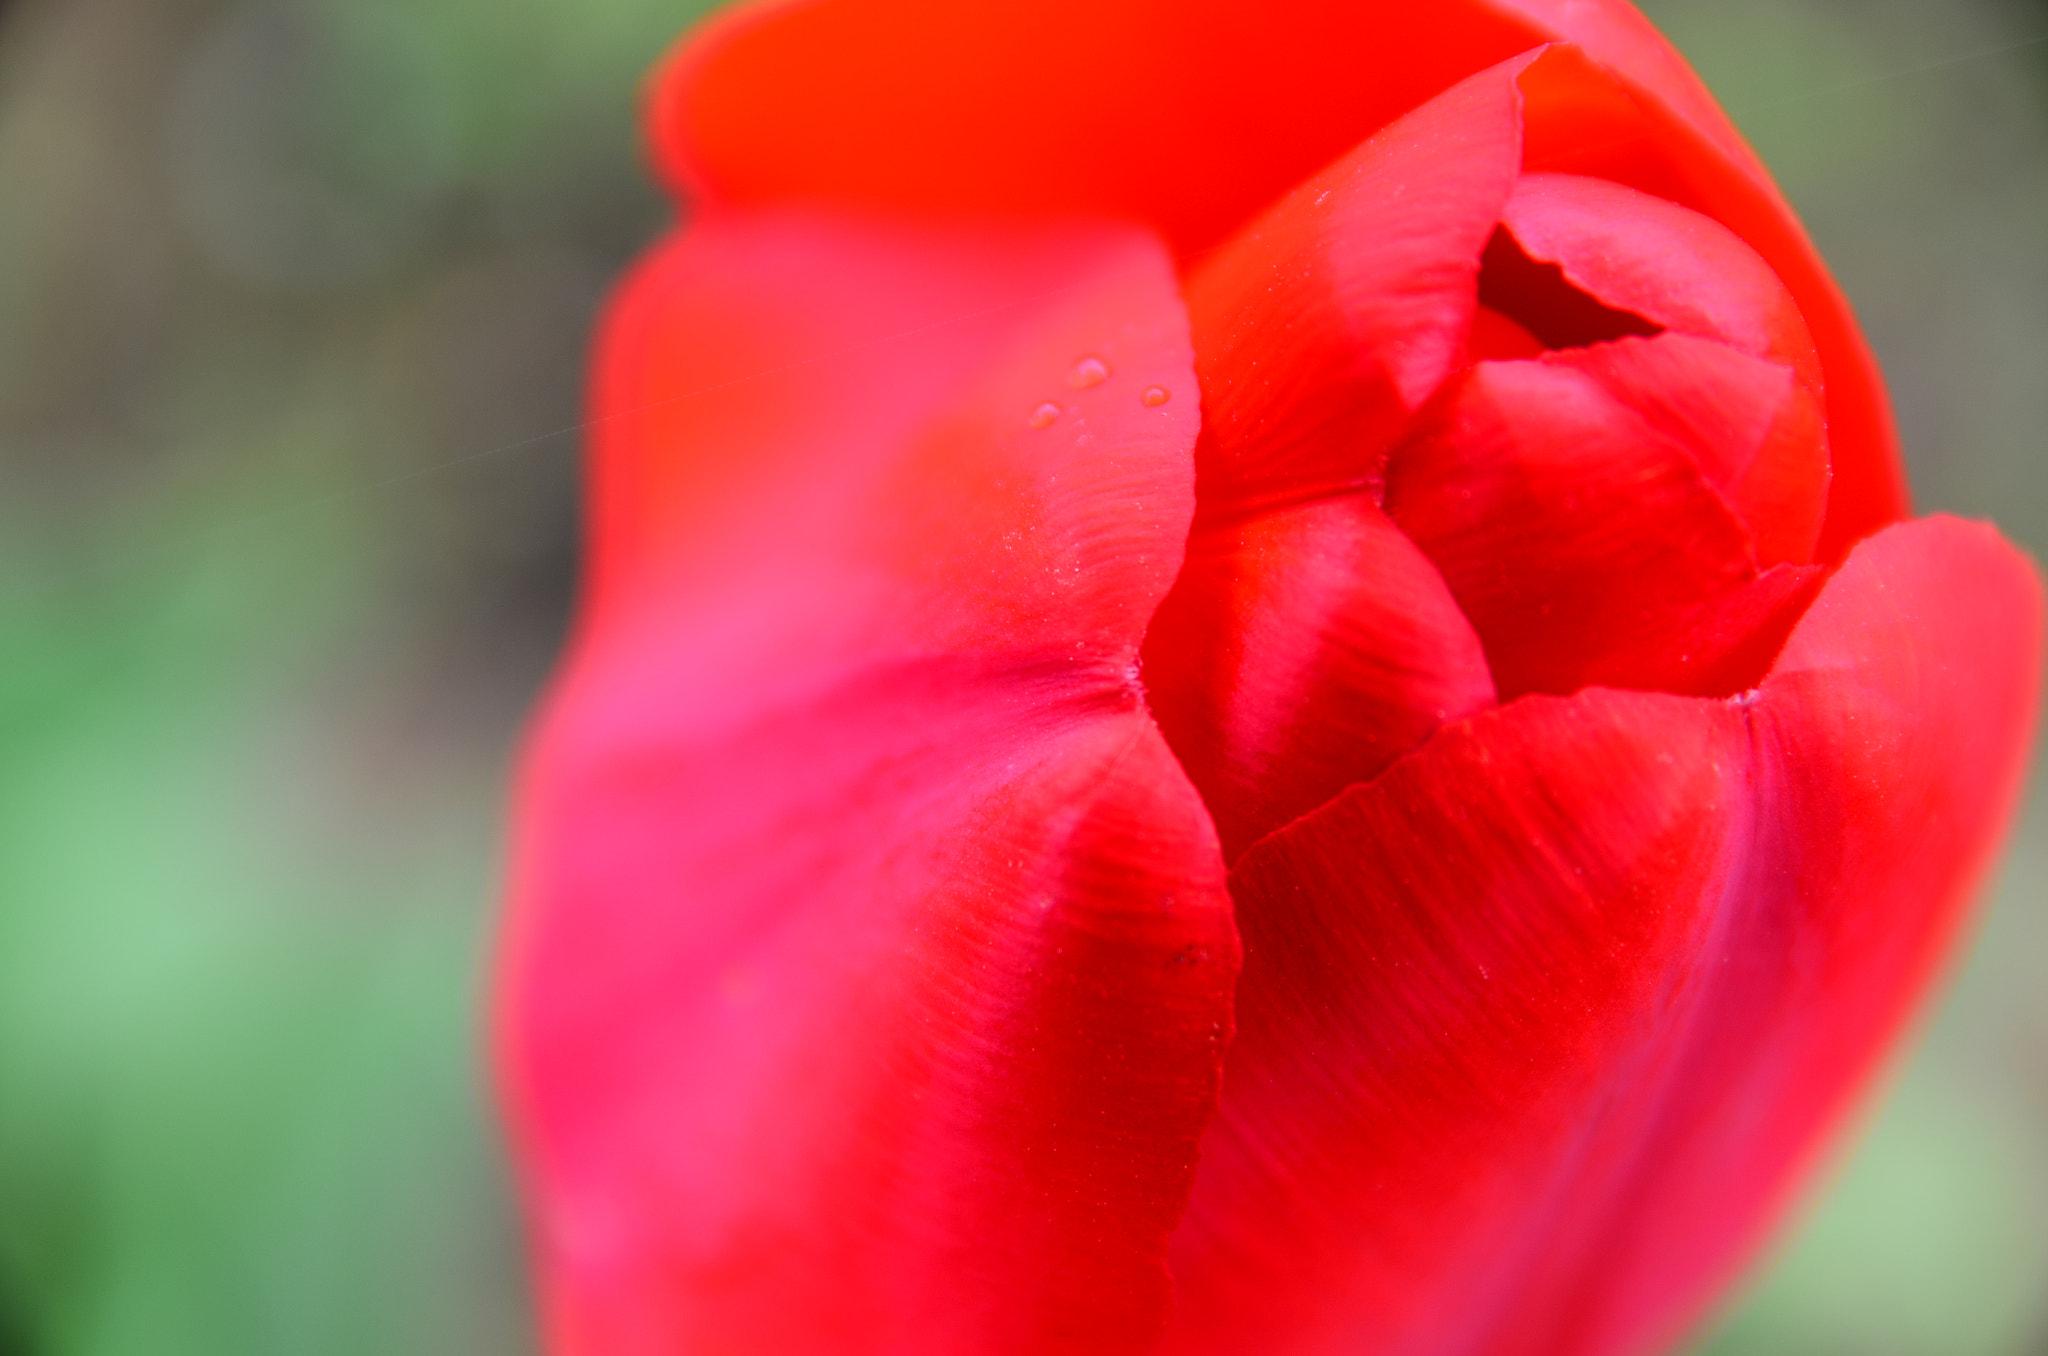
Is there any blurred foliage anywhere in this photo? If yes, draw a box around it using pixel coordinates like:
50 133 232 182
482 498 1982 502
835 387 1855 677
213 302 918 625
0 0 716 1349
1633 3 2048 1351
0 0 2042 1352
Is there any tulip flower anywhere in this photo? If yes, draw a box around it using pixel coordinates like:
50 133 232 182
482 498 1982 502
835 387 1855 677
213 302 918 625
494 2 2045 1353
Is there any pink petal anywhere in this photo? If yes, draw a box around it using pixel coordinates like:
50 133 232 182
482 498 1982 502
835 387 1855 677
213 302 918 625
499 210 1239 1354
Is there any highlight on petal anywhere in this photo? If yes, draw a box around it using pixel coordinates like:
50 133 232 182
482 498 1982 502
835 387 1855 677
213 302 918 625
499 210 1241 1354
1143 494 1496 861
1160 516 2042 1356
654 0 1548 254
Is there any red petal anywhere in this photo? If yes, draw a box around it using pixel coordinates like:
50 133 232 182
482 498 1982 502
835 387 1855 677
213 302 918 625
1184 57 1529 517
1510 45 1905 558
1384 360 1823 697
1503 173 1819 385
1143 495 1497 861
499 211 1240 1354
1467 304 1547 363
1165 688 1752 1356
655 0 1548 255
1485 0 1761 175
1546 334 1829 565
655 3 1909 558
1531 517 2044 1355
1162 518 2041 1356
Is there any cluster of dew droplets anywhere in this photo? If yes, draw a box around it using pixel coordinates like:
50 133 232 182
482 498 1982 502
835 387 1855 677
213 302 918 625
1026 355 1171 429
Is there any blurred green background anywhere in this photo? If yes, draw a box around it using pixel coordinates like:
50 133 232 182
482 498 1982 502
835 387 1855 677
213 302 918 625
0 0 2041 1352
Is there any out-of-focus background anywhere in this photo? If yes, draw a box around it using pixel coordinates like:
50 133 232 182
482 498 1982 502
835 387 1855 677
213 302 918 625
0 0 2040 1350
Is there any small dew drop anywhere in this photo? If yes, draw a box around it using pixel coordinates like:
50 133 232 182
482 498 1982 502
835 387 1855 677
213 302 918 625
1314 189 1332 206
1141 386 1170 407
1028 402 1061 429
1067 355 1110 388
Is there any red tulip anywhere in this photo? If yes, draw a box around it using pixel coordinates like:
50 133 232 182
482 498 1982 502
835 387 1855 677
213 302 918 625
495 3 2044 1354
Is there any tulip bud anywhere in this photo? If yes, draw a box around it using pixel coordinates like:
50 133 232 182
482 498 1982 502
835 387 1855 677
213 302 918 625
498 5 2044 1355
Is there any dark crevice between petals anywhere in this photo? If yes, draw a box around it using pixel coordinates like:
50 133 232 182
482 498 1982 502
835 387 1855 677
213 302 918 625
1477 226 1663 351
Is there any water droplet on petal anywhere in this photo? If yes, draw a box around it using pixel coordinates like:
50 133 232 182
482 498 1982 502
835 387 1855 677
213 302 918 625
1028 402 1061 429
1067 355 1110 388
1141 386 1170 407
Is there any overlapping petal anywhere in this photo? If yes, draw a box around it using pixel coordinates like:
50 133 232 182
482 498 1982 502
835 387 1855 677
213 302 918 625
1506 45 1901 556
1166 687 1750 1356
502 6 2045 1356
1143 494 1496 860
498 211 1240 1354
653 0 1907 554
1162 516 2041 1356
1384 359 1824 698
1500 174 1819 379
1544 336 1827 566
1181 58 1529 517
